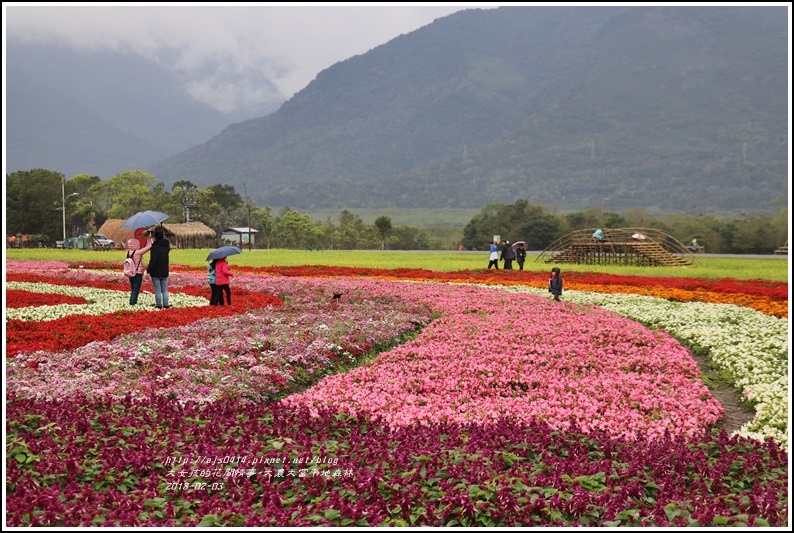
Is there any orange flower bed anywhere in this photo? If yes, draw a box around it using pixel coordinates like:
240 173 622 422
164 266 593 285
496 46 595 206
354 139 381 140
71 261 788 318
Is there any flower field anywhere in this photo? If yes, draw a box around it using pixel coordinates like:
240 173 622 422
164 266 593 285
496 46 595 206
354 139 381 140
5 259 789 527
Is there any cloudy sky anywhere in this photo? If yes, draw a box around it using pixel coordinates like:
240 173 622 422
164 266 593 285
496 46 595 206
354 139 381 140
4 2 503 113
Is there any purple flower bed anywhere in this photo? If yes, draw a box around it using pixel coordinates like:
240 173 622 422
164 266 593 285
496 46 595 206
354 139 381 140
6 395 787 527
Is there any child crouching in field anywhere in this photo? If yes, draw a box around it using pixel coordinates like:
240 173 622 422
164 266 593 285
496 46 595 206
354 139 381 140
549 267 563 302
208 260 218 305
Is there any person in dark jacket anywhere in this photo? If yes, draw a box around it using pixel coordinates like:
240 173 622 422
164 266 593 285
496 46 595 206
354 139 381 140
515 243 527 271
501 240 516 270
146 228 171 309
549 267 563 301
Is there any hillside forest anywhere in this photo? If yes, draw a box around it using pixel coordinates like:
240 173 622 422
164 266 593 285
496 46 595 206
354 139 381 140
149 7 788 215
5 169 788 254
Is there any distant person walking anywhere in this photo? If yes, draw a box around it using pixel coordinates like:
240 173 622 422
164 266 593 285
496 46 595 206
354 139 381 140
549 267 563 302
501 240 516 270
515 242 527 271
487 241 500 269
146 228 171 309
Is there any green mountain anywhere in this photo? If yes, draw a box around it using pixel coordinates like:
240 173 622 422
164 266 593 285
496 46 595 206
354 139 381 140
150 6 789 215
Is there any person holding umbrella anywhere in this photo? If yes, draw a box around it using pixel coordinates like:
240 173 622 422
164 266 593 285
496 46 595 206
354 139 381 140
213 257 233 306
206 245 241 306
146 227 172 309
513 241 528 271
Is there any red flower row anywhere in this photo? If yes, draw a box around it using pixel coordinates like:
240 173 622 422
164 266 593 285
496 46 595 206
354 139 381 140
6 290 87 309
62 261 787 319
212 266 788 301
6 279 283 357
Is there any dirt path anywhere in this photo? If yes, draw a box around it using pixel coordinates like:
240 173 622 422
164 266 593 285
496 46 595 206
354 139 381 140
688 350 756 434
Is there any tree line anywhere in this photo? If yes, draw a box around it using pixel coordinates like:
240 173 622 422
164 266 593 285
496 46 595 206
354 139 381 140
5 169 788 253
4 169 429 250
462 199 788 254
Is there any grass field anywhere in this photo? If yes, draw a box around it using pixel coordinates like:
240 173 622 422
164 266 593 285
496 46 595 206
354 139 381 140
5 248 789 282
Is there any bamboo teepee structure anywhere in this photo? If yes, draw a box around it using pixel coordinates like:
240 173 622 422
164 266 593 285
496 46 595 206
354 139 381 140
537 228 695 267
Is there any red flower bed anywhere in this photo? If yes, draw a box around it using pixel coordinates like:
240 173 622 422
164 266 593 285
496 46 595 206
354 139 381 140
235 266 788 318
69 260 788 297
6 290 87 308
65 261 789 317
5 280 283 357
201 265 788 301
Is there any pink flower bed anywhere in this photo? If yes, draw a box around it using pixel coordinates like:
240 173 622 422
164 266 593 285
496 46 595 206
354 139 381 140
283 280 723 440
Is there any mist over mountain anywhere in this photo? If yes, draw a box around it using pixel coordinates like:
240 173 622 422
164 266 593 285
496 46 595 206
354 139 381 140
7 6 787 216
149 6 788 215
5 42 282 178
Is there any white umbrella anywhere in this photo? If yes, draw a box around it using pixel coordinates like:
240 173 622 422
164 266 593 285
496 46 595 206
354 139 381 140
631 233 647 240
121 210 169 230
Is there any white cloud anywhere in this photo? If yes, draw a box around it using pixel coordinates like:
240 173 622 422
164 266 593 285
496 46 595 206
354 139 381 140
5 3 491 111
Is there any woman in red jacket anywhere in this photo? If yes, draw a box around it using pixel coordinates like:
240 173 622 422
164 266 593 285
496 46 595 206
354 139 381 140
214 257 233 306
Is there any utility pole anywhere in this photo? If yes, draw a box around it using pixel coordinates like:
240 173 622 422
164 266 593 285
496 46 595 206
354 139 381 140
243 183 252 251
183 186 199 222
61 177 79 241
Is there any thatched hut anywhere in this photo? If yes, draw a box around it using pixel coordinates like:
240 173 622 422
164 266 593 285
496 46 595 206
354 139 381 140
159 222 217 249
96 219 134 249
97 220 217 249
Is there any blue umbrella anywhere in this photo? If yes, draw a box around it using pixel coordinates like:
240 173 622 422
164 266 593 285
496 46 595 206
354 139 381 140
121 210 170 230
207 245 242 261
